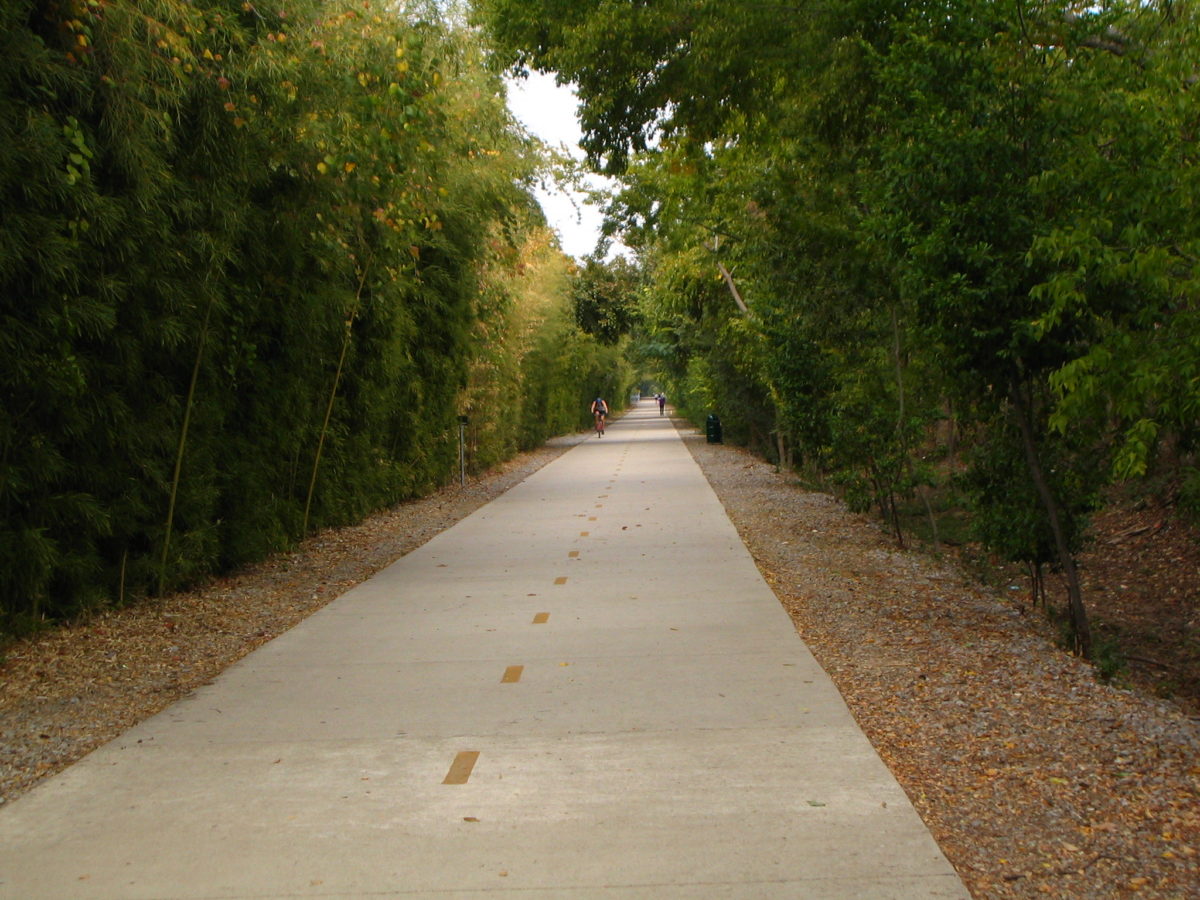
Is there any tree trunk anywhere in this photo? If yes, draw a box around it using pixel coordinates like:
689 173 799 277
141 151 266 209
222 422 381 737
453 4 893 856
892 304 931 547
1009 382 1092 657
889 489 904 547
891 306 905 426
944 397 958 466
920 484 940 552
870 461 904 547
1024 561 1046 610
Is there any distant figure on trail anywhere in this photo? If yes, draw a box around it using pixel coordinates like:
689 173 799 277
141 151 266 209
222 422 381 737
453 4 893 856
657 392 666 416
591 396 608 437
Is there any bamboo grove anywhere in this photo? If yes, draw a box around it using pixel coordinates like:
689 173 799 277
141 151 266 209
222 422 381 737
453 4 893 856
1 0 631 635
476 0 1200 657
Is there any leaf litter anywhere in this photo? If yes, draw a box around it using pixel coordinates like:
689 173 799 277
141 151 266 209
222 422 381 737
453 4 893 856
682 430 1198 900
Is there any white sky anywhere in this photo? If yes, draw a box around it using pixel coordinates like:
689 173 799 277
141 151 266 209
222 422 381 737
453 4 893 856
504 71 622 260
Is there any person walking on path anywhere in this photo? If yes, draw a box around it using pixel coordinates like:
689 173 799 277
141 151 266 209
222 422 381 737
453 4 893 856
657 392 666 416
591 396 608 436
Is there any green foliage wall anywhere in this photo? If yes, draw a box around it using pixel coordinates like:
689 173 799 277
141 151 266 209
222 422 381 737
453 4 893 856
0 0 598 634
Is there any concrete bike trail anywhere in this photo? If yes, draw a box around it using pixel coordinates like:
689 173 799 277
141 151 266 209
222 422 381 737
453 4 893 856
0 402 969 899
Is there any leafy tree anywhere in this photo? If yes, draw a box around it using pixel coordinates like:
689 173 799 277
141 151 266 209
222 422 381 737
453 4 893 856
864 0 1197 653
572 254 642 345
1024 4 1200 500
474 0 1196 660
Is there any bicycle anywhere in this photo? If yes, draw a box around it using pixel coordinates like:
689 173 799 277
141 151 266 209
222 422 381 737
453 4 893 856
590 397 608 437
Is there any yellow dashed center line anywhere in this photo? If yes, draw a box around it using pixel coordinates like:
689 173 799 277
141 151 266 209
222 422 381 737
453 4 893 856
532 612 549 624
554 576 568 585
501 665 524 684
443 751 480 785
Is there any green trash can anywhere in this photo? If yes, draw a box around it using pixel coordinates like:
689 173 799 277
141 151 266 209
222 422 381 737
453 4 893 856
705 414 723 444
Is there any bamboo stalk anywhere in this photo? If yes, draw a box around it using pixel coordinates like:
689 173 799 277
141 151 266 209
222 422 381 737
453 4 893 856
158 296 214 598
119 548 127 607
302 259 372 536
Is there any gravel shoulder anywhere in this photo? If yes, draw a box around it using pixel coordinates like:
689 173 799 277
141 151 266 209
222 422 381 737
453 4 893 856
681 426 1199 900
2 423 1198 899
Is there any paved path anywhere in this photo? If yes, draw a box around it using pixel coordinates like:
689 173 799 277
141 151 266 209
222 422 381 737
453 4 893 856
0 403 968 898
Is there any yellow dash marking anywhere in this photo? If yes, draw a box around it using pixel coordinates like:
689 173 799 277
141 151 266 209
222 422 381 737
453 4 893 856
501 665 524 684
580 531 589 537
443 751 480 785
588 516 597 521
533 612 549 624
568 550 580 558
554 576 568 585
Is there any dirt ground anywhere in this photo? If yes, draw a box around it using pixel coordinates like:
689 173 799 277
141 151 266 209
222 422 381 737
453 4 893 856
1 422 1197 899
1074 497 1200 713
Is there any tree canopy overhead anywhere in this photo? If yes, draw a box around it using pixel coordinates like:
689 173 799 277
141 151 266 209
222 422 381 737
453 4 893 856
476 0 843 172
476 0 1200 658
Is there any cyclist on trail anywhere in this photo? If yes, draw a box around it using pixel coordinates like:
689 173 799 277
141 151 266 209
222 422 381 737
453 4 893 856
590 396 608 437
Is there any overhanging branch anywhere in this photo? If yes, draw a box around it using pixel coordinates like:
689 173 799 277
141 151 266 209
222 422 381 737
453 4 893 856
717 261 749 313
